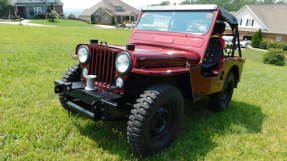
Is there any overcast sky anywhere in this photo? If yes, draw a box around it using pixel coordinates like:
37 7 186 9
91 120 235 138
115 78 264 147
61 0 184 9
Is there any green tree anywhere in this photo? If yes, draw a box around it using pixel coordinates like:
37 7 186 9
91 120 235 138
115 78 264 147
252 29 263 48
47 10 58 22
151 0 170 6
0 0 12 17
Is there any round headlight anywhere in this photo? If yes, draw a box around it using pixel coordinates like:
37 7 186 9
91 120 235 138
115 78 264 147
116 77 124 88
77 45 89 63
82 68 88 76
115 52 132 74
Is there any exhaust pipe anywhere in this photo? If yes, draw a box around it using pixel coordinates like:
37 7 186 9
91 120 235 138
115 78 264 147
85 75 97 91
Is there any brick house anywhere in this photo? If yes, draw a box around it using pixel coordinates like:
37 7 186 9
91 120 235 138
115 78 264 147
232 5 287 42
79 0 139 25
8 0 63 19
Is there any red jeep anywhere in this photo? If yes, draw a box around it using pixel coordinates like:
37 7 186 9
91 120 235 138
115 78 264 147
55 5 244 156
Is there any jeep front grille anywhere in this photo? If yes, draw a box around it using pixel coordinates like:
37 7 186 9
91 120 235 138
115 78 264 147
88 46 120 85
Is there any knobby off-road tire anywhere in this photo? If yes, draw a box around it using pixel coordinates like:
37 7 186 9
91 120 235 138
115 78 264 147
127 85 184 157
59 64 81 111
209 72 235 112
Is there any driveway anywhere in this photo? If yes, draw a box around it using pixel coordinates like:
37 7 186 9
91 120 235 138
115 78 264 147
0 19 55 27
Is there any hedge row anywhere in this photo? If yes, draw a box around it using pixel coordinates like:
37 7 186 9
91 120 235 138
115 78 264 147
259 40 287 51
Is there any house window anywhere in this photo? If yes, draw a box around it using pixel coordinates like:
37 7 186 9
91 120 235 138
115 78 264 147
34 7 42 15
115 6 124 11
239 19 242 26
276 35 283 41
131 16 135 21
97 9 104 15
246 19 254 27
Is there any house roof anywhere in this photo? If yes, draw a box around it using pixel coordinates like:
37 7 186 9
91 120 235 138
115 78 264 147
238 5 287 34
8 0 63 6
142 4 218 11
80 0 139 17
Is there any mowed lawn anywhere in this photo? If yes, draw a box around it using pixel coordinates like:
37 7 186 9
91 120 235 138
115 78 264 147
0 24 287 161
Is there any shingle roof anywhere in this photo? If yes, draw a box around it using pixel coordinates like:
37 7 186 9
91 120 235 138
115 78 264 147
247 4 287 34
8 0 63 5
80 0 139 17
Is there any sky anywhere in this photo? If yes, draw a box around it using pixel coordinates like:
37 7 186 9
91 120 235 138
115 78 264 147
61 0 184 9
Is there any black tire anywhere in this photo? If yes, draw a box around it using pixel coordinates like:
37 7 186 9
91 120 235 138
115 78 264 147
59 64 81 110
209 72 235 112
127 84 184 157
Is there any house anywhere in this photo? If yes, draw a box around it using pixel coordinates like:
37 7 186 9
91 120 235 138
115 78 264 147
79 0 139 25
232 5 287 42
8 0 63 19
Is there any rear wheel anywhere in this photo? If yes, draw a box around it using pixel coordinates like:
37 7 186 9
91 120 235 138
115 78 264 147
209 72 235 112
127 85 184 157
59 64 81 111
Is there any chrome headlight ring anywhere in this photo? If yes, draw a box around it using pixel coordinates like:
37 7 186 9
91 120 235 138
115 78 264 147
77 45 90 64
115 52 132 74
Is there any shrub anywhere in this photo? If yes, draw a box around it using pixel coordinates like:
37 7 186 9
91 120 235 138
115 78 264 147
252 29 262 48
67 13 76 19
259 41 268 49
267 41 284 49
263 50 286 66
33 14 46 19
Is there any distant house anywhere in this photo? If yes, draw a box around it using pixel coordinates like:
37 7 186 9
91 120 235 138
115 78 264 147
233 5 287 42
79 0 139 25
8 0 63 19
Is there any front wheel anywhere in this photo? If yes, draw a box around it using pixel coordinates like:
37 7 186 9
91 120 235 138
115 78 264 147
209 72 235 112
127 85 184 157
59 64 81 111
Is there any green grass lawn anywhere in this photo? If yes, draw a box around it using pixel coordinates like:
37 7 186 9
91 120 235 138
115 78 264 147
0 24 287 161
30 19 93 27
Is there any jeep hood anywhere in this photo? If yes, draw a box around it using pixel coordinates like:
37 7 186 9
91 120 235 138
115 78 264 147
112 44 201 69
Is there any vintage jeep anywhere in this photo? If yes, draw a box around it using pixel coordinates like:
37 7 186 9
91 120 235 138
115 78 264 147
55 5 244 156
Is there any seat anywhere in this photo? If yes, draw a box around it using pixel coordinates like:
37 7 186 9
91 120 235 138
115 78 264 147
202 21 226 76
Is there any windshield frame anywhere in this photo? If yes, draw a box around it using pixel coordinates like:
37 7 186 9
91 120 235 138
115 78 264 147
136 10 216 36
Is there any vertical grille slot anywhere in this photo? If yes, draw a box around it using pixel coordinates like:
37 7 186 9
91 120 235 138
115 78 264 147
88 46 119 86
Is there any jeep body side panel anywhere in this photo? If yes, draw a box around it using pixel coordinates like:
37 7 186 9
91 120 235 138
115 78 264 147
190 57 245 100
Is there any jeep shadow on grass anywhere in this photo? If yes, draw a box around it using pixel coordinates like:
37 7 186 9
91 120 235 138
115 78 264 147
55 4 246 157
71 100 264 160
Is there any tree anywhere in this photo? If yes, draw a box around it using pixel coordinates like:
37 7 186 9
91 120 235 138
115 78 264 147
47 10 58 22
151 0 170 6
252 29 263 48
0 0 12 17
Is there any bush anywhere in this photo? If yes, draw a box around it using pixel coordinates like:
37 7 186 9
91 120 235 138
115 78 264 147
263 50 286 66
67 13 76 19
258 40 287 51
252 29 263 48
267 41 284 49
33 14 46 19
259 41 268 49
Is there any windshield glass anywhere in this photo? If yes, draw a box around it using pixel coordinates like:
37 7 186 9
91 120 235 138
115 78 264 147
137 11 214 35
